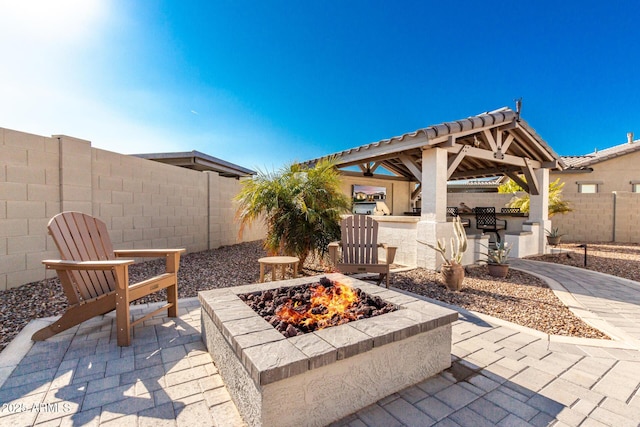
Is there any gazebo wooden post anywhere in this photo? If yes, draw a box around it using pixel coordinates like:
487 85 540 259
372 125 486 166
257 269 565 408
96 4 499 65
416 147 451 270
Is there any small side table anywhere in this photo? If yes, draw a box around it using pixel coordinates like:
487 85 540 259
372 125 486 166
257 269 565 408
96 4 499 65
258 256 300 282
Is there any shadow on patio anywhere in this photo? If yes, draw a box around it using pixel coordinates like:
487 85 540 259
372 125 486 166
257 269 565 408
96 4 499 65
0 298 242 426
1 290 640 426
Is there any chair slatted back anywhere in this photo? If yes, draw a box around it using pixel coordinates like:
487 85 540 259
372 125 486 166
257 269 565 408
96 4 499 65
446 207 459 217
341 215 378 264
48 212 117 303
475 207 498 227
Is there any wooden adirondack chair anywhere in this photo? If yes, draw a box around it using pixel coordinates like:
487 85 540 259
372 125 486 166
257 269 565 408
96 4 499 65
328 215 397 288
32 211 185 346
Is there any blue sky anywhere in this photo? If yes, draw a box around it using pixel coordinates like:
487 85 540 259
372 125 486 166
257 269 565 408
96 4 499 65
1 1 639 171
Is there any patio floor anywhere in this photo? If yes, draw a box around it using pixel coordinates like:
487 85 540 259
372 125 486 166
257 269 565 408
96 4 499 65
1 261 639 426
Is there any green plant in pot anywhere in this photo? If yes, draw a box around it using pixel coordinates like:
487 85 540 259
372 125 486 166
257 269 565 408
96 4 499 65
481 241 511 278
418 216 467 291
545 227 564 246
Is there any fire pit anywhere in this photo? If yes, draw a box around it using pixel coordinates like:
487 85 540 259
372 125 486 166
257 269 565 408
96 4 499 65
200 273 458 427
239 276 397 337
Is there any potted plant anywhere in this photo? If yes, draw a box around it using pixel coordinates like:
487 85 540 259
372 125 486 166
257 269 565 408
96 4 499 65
546 227 564 246
481 241 511 278
418 216 468 291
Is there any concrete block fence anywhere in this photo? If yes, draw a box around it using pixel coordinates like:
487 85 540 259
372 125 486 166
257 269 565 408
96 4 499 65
0 127 265 290
448 191 640 244
3 126 638 290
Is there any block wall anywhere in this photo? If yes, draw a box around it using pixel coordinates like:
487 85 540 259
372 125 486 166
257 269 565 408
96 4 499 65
448 191 639 243
548 194 615 242
91 147 209 252
613 192 640 243
1 128 61 289
1 128 265 290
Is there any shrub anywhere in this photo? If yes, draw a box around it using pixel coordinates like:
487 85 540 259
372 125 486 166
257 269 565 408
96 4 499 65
235 158 351 266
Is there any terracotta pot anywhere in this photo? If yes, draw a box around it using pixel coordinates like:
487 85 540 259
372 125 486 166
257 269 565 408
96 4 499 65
441 264 464 291
547 235 562 246
487 263 509 278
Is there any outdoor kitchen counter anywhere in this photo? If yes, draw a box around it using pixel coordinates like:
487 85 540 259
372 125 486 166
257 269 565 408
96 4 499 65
360 216 420 266
459 212 529 234
368 215 421 223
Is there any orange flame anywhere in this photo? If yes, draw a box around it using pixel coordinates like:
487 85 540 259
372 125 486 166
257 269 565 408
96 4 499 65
276 281 359 330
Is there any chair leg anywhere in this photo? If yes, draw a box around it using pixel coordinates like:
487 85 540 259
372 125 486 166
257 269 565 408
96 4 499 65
167 282 178 318
115 296 132 347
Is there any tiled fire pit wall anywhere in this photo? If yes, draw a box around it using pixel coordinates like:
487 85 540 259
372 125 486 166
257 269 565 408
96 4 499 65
199 273 458 427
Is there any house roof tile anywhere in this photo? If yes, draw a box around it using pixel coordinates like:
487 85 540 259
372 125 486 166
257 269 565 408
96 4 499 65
560 139 640 169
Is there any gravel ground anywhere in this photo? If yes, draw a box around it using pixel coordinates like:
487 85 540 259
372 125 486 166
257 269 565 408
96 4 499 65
2 240 634 352
392 266 608 340
526 241 640 282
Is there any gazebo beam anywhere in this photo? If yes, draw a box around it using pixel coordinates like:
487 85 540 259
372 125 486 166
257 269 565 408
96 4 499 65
411 184 422 200
504 171 530 193
515 123 555 162
381 161 414 178
357 162 381 176
501 133 515 153
339 170 411 181
542 159 560 169
521 158 540 195
329 137 429 167
449 145 543 169
447 145 469 179
338 151 418 169
399 154 423 182
449 165 521 180
482 129 498 152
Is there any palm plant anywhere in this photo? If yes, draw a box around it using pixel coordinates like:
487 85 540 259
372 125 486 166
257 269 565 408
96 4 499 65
235 158 351 267
498 177 572 217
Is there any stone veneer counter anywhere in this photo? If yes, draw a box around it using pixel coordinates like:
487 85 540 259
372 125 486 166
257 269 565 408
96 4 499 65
199 273 458 427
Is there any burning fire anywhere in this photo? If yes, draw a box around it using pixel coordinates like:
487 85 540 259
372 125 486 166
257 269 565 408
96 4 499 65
276 281 359 330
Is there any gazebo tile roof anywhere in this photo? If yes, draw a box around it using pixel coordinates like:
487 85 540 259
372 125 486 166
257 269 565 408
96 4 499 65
303 107 562 182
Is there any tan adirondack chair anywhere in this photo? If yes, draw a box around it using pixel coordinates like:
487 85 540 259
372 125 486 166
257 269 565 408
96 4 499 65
328 215 397 288
32 211 185 346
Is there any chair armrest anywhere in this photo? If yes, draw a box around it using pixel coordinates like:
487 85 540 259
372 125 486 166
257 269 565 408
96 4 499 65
42 259 134 271
379 244 398 265
114 249 186 258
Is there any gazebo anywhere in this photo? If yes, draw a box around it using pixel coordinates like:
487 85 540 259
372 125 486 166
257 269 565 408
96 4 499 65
303 107 565 269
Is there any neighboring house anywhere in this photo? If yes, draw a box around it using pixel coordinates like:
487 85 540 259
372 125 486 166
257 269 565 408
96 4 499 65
553 132 640 195
550 133 640 243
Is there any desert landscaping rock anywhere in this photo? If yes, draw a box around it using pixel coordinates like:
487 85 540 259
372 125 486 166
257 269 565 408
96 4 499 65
3 240 635 352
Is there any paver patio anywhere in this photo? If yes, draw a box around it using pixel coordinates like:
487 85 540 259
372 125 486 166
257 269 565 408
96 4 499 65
0 261 639 426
